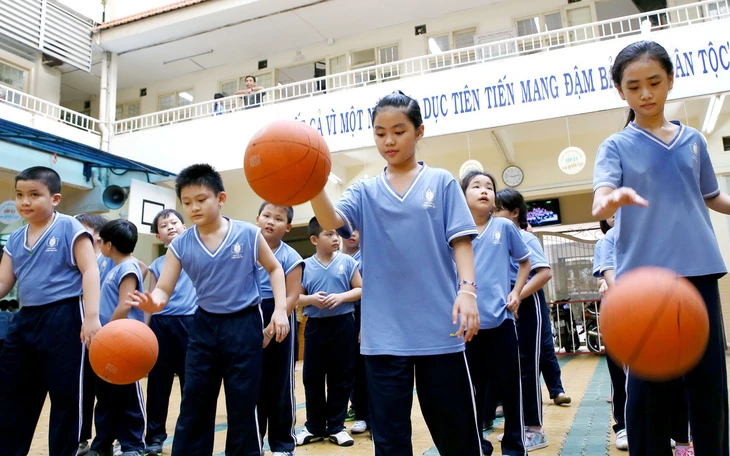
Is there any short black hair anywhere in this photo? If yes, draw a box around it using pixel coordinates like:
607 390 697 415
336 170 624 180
175 164 225 199
258 202 294 224
308 217 323 238
99 219 138 254
151 209 185 234
460 170 497 194
0 301 7 312
245 75 256 82
600 219 612 235
16 166 62 194
75 214 108 233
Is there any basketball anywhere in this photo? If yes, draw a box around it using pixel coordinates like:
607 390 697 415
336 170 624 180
244 120 332 206
89 319 159 385
600 267 709 380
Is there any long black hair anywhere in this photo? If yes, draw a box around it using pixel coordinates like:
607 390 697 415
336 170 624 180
611 40 673 128
495 188 528 230
459 170 497 195
371 90 423 129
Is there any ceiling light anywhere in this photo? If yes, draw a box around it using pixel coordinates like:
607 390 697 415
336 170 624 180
704 94 725 135
702 96 717 133
328 173 343 185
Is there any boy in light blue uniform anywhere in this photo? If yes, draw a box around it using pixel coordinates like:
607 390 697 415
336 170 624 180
0 166 102 456
90 220 145 456
75 213 109 456
144 209 198 455
461 171 531 455
130 164 290 456
296 217 362 448
255 202 303 456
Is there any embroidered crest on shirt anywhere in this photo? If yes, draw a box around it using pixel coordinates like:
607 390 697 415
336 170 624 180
338 263 345 274
231 242 243 259
493 230 502 245
422 188 436 208
691 142 700 163
46 236 58 252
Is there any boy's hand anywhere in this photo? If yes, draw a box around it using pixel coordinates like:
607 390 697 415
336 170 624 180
506 291 521 317
80 316 102 346
262 324 275 348
308 291 327 308
267 309 290 342
126 290 165 314
452 292 480 342
322 293 344 309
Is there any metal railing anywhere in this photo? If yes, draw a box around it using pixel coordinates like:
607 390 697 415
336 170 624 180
113 0 729 134
0 83 100 134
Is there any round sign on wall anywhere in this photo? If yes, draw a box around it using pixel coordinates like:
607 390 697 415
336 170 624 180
459 159 484 181
558 146 587 175
0 200 20 224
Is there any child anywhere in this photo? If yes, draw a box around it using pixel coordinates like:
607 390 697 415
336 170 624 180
296 217 362 447
461 171 531 455
309 91 482 456
128 164 290 456
75 213 109 456
342 229 369 435
90 219 146 456
494 188 553 449
144 209 198 455
593 40 729 455
0 166 101 455
255 202 303 456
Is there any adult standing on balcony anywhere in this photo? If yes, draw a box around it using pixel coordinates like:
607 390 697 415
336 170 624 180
236 76 265 109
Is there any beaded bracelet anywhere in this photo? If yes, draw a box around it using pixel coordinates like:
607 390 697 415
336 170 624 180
459 279 478 290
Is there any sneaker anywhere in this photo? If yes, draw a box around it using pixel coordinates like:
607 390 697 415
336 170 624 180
483 420 494 431
87 452 112 456
525 429 548 451
345 407 356 422
121 452 144 456
113 442 122 456
145 439 163 456
615 429 628 450
351 420 368 434
553 393 572 405
495 406 504 418
295 428 324 446
497 433 504 442
675 446 695 456
329 430 355 447
78 441 90 456
272 453 295 456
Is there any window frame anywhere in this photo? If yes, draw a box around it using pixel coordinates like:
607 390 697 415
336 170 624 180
115 100 141 120
157 88 194 111
0 58 29 93
424 26 478 55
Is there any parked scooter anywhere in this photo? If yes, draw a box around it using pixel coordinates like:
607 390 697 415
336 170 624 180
551 299 580 352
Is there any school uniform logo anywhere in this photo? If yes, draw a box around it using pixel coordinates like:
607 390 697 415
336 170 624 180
493 230 502 245
422 189 436 208
691 143 700 163
338 263 345 274
231 242 243 259
45 236 58 252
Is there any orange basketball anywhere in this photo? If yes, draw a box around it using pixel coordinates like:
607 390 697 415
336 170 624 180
600 267 709 381
89 319 159 385
244 120 332 206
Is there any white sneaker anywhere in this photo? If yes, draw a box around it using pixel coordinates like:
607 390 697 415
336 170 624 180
328 430 354 446
272 452 295 456
295 428 323 446
615 429 628 450
113 442 122 456
351 420 368 434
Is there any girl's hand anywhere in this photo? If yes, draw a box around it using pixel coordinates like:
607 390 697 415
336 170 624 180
452 292 480 342
269 309 290 342
593 187 648 217
80 316 102 346
506 291 521 316
126 290 165 314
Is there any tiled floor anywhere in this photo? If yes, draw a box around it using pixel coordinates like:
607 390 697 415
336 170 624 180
26 354 693 455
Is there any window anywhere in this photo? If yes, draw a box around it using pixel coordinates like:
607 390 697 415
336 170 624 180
115 101 140 120
427 28 477 68
723 136 730 152
220 79 238 97
329 54 348 75
158 89 193 111
0 60 27 93
709 2 729 18
516 12 563 52
566 6 594 42
351 44 400 84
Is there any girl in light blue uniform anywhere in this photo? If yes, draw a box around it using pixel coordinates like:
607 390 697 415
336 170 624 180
593 40 729 455
461 170 531 455
309 91 482 456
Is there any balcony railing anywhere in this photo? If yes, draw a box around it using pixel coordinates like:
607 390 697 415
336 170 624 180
0 84 100 135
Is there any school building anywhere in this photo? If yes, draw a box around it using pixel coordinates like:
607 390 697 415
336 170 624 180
0 0 729 326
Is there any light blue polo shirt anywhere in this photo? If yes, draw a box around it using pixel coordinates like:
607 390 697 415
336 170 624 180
258 242 304 300
100 258 145 326
592 238 604 278
509 230 550 284
149 255 197 316
594 122 726 278
335 164 478 356
301 251 358 318
473 217 530 329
